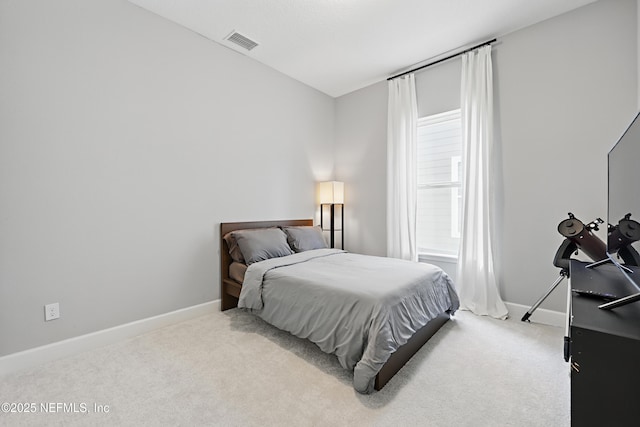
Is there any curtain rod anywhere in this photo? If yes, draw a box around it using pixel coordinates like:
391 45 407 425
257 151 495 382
387 38 497 81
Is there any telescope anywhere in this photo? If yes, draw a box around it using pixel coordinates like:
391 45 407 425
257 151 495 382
556 213 606 263
522 213 609 362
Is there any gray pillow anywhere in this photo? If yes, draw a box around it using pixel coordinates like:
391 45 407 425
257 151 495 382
281 225 328 252
232 228 293 265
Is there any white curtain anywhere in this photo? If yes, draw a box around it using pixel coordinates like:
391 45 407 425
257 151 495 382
457 46 508 319
387 74 418 261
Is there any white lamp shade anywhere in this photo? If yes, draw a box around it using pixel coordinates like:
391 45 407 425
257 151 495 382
318 181 344 204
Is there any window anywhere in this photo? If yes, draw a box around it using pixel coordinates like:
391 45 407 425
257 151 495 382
416 109 462 258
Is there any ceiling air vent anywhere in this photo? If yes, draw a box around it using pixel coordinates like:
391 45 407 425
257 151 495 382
224 31 259 51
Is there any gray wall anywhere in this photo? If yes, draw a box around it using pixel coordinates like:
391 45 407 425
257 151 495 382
496 0 636 310
336 0 638 312
0 0 335 356
334 83 388 256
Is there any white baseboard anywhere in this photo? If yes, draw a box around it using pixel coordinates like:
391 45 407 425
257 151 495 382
0 300 219 377
505 302 566 328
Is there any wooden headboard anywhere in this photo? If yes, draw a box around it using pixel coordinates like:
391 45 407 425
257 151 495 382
220 219 313 310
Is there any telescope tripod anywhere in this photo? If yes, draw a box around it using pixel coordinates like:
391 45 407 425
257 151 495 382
521 238 577 362
521 266 573 361
520 268 568 323
521 237 577 323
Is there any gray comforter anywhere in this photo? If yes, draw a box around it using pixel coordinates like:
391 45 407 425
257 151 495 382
237 248 459 393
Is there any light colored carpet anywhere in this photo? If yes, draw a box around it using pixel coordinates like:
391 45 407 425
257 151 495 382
0 309 569 426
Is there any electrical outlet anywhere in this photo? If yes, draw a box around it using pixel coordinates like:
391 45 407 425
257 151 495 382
44 303 60 321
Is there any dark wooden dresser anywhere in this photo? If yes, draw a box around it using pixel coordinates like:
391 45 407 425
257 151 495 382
569 260 640 426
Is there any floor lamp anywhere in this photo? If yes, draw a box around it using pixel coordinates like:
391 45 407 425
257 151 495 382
319 181 344 249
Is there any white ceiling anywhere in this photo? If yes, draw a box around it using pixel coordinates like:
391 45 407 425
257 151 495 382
128 0 596 98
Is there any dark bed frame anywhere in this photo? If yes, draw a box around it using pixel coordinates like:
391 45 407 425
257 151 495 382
220 219 451 391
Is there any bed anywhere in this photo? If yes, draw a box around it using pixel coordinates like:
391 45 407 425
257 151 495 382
220 219 459 393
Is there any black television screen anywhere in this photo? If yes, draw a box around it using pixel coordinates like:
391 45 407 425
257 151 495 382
599 112 640 309
607 112 640 261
